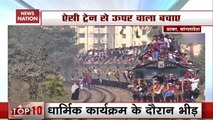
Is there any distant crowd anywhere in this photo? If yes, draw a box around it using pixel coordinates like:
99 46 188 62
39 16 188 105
77 45 146 65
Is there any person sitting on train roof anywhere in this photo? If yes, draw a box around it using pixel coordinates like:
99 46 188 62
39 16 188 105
159 47 168 61
145 50 153 61
157 36 168 50
152 48 159 61
174 50 182 63
80 33 196 68
164 34 171 48
167 50 176 63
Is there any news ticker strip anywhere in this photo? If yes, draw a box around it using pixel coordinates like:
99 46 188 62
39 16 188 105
45 103 201 118
16 9 212 26
0 102 213 119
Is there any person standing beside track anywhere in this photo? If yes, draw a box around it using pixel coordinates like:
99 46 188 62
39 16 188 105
83 69 93 90
71 81 80 100
97 67 102 84
78 77 84 90
106 69 112 81
114 70 120 82
114 70 121 88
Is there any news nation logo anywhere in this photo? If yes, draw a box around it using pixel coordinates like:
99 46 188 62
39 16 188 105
16 9 40 23
11 105 42 116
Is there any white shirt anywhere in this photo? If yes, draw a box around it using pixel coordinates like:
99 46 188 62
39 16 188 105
164 37 170 48
94 52 98 56
188 78 199 91
168 53 174 59
124 70 128 75
94 69 97 74
108 71 111 76
89 51 93 56
148 57 153 61
128 50 134 55
71 84 79 94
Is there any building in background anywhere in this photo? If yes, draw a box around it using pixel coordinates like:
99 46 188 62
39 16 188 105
75 26 151 52
76 26 108 51
114 26 151 48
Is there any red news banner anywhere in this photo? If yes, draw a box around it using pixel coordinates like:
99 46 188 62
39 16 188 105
0 102 213 119
16 9 40 23
163 26 201 32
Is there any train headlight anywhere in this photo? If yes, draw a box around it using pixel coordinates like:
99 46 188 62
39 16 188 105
158 61 165 68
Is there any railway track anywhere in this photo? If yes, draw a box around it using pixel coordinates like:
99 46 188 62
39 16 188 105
64 81 116 102
93 86 116 102
72 89 91 102
85 87 106 102
79 86 117 102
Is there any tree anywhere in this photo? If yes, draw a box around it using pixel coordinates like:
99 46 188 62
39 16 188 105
42 75 65 98
9 48 58 99
8 26 79 101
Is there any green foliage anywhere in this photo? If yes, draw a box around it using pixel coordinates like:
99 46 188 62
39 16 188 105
42 75 65 98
